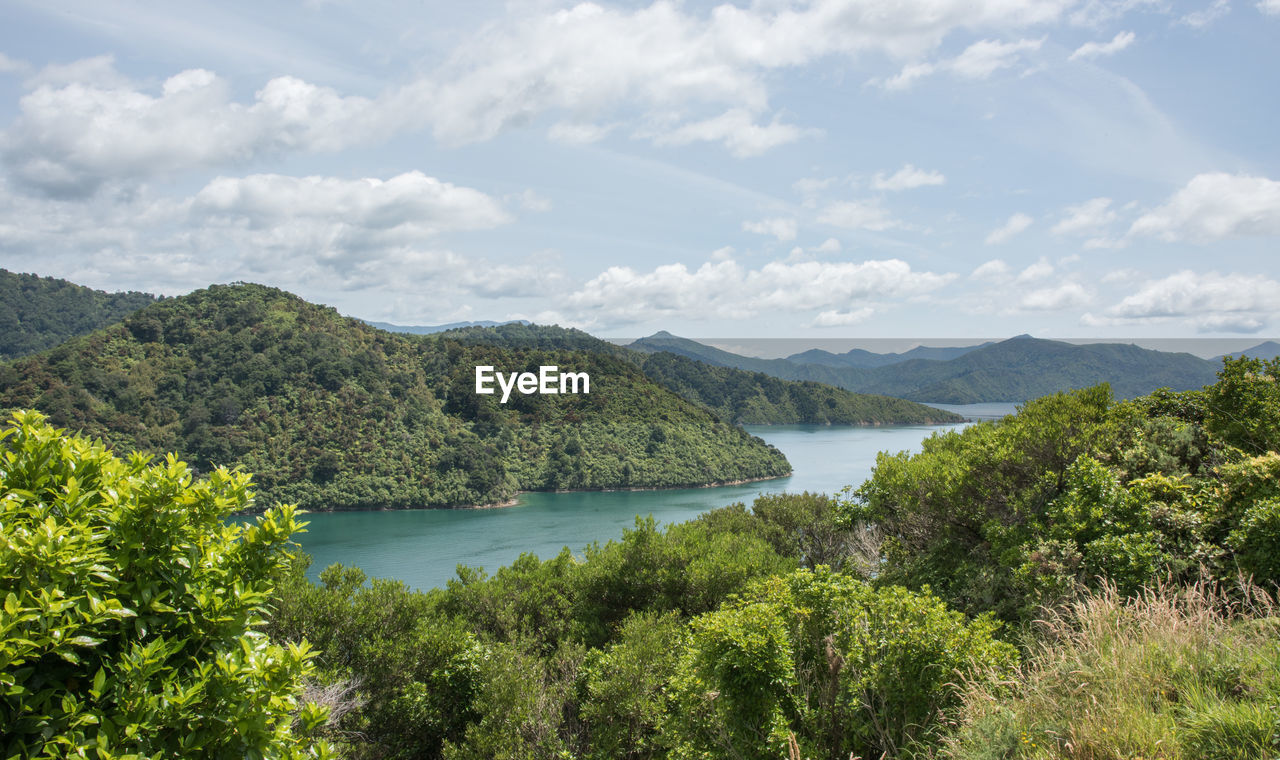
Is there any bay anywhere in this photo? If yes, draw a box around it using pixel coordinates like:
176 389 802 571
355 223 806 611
292 402 1017 590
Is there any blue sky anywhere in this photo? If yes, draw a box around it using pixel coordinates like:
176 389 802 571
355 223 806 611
0 0 1277 341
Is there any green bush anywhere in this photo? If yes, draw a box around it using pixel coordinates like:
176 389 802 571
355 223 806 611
0 410 329 759
665 568 1018 760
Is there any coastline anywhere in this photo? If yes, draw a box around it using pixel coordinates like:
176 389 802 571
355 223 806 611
235 470 793 516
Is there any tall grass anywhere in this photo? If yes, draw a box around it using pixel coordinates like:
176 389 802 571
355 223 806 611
941 579 1280 760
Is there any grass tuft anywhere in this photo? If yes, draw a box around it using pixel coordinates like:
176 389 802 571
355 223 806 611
941 578 1280 760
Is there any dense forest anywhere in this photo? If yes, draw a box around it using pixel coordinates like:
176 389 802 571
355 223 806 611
0 269 157 360
631 331 1221 403
443 323 961 425
7 356 1278 759
0 283 789 510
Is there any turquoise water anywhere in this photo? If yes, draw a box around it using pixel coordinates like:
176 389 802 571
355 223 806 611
291 403 1016 590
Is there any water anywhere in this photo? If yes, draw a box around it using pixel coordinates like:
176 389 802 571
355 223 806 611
291 403 1017 590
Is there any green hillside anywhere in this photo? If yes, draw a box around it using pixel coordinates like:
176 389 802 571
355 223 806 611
0 269 157 360
0 284 789 510
444 323 961 424
636 351 961 424
631 332 1219 403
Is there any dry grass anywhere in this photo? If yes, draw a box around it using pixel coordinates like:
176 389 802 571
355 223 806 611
940 578 1280 760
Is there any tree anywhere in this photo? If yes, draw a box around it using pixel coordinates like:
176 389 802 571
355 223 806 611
0 410 330 759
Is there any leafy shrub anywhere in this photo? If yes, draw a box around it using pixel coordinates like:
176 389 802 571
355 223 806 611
665 568 1018 760
0 410 329 759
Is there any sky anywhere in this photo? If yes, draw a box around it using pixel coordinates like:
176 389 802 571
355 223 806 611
0 0 1278 343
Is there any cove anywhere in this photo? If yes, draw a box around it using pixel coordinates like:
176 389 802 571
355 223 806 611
294 402 1017 590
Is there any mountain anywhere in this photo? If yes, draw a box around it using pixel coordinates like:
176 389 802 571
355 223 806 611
786 341 993 368
364 319 530 335
0 269 157 360
1214 341 1280 361
631 332 1219 403
857 336 1217 403
635 351 962 425
0 284 789 511
443 324 961 425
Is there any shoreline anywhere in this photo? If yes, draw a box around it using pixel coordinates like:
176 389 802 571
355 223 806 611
236 470 793 516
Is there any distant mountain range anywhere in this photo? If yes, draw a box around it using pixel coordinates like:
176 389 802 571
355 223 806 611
1214 341 1280 361
363 319 530 334
630 332 1223 403
786 341 994 368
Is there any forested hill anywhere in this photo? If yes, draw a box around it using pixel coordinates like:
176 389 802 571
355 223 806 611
630 332 1219 403
441 323 961 424
0 283 789 510
0 269 157 360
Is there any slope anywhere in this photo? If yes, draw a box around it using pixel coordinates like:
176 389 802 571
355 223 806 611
0 269 157 360
0 284 789 511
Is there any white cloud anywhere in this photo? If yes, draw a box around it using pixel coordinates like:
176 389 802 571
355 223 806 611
812 237 843 254
1261 0 1280 15
817 199 899 231
1180 0 1230 27
1102 268 1139 283
1051 197 1117 236
793 176 836 197
1016 257 1055 283
742 216 798 241
0 52 30 74
811 308 874 327
547 121 615 144
651 109 814 157
564 256 952 326
1019 281 1091 310
0 171 538 300
1070 30 1136 60
949 38 1045 79
1069 0 1163 27
1107 271 1280 329
1195 314 1265 333
879 62 937 90
192 172 511 236
3 1 1082 181
1128 173 1280 242
517 190 553 213
875 37 1044 90
971 259 1011 279
985 213 1033 244
873 164 946 191
3 63 401 196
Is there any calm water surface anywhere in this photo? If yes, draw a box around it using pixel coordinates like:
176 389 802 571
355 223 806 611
294 402 1017 590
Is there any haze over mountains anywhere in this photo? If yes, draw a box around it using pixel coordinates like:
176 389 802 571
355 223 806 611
629 332 1226 404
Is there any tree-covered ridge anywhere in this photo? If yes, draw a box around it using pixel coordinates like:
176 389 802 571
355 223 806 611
630 331 1220 403
850 355 1280 624
0 283 789 511
443 323 962 425
636 351 961 425
0 269 157 360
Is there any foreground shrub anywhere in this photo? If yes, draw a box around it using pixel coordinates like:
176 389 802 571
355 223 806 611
943 580 1280 759
665 567 1018 760
0 410 329 759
